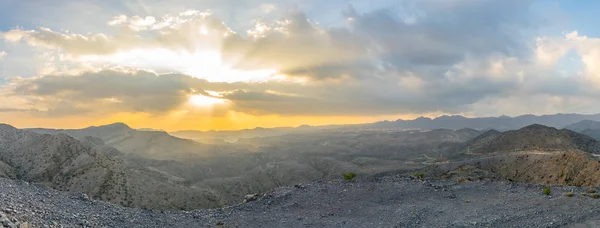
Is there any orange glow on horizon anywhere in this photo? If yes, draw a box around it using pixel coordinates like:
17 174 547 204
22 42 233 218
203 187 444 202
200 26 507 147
0 111 445 132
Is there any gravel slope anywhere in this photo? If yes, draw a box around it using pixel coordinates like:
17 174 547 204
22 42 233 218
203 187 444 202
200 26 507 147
2 176 600 228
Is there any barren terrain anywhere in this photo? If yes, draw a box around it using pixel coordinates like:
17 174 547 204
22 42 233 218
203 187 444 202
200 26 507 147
3 175 600 228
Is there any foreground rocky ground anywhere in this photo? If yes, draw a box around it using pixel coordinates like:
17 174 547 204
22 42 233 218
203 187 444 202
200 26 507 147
2 176 600 228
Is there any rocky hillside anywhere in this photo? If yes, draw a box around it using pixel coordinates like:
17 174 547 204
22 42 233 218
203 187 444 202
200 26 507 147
28 123 248 162
565 120 600 132
4 175 600 227
435 124 600 187
0 123 120 191
440 150 600 188
456 124 600 155
7 123 364 211
565 120 600 140
0 124 235 210
0 122 490 212
9 123 422 210
8 121 600 226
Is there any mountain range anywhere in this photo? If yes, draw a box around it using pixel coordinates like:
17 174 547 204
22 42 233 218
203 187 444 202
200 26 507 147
0 124 223 210
369 113 600 130
5 114 600 211
0 121 486 210
170 113 600 142
28 123 249 163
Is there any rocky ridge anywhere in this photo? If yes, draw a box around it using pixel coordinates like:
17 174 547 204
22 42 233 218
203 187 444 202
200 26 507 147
3 175 600 227
27 123 248 163
458 124 600 155
0 124 225 210
438 124 600 187
566 120 600 141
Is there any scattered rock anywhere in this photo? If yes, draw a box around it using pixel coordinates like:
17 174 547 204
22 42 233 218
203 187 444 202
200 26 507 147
2 174 600 227
243 194 261 203
80 193 90 201
0 212 27 228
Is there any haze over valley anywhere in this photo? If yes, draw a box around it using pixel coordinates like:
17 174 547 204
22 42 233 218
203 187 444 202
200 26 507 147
2 113 600 211
4 114 600 226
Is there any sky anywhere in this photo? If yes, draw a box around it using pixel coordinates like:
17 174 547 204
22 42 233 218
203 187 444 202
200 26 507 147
1 0 600 131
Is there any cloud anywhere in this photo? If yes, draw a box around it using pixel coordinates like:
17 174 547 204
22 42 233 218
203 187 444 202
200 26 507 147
534 31 600 91
1 55 568 117
0 51 6 61
3 0 600 120
1 0 533 81
108 15 129 26
223 0 536 81
0 107 29 113
9 70 195 114
2 27 123 56
1 11 234 56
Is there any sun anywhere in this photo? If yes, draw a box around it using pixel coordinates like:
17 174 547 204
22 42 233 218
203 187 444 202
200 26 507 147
183 51 277 82
189 95 226 106
81 48 278 83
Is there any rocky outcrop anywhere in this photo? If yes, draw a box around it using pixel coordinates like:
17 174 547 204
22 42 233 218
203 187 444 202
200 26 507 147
0 124 226 210
456 124 600 155
452 151 600 187
438 123 600 188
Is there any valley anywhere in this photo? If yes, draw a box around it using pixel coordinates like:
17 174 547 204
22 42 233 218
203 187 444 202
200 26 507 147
8 122 480 210
4 1 600 226
4 114 600 226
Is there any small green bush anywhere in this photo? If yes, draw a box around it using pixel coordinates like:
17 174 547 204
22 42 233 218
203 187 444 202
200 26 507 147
412 173 425 180
565 192 573 197
543 187 551 195
342 172 357 181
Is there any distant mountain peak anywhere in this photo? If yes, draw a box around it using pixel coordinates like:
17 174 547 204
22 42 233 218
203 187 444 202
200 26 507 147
137 128 165 132
415 116 432 121
520 124 556 131
91 122 132 130
565 119 600 133
435 115 467 120
569 119 600 128
0 123 16 130
107 122 129 127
